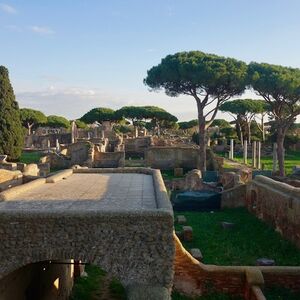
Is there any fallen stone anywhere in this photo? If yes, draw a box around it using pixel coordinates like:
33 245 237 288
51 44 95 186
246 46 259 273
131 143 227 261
256 258 275 266
177 215 187 224
221 222 235 229
0 155 7 163
23 164 39 177
182 226 193 242
189 248 203 261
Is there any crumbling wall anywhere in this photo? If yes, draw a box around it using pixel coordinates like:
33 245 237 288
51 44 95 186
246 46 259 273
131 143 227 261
125 137 152 157
246 176 300 248
93 151 125 168
145 147 200 170
25 133 72 149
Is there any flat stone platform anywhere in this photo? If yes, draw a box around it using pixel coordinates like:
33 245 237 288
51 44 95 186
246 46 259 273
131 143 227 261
0 173 156 211
0 168 174 299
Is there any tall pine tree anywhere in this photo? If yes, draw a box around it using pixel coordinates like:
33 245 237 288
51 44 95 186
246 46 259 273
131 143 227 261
0 66 24 160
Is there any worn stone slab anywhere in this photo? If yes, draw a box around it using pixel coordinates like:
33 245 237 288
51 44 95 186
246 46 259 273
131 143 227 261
177 215 187 224
0 173 157 211
189 248 203 261
182 226 193 242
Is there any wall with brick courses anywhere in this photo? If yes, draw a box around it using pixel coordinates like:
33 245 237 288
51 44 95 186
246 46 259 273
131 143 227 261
246 175 300 248
173 234 300 298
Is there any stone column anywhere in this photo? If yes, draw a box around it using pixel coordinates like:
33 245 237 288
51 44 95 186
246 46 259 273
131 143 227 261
243 140 248 165
71 120 77 144
257 141 261 169
230 139 234 160
252 141 257 168
273 143 277 172
56 139 60 152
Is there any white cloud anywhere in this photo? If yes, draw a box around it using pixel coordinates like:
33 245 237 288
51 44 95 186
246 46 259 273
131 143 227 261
29 26 55 35
0 3 17 14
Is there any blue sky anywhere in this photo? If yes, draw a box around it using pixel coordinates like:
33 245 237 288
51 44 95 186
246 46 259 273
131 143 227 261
1 0 300 121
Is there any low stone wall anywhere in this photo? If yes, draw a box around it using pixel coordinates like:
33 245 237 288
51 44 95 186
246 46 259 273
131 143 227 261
246 176 300 248
173 234 300 298
145 147 200 170
221 184 247 208
93 151 125 168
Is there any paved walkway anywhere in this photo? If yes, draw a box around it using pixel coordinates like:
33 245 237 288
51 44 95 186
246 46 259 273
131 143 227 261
0 173 156 211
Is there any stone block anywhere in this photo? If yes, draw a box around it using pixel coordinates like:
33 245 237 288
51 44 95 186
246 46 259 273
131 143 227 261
17 163 27 172
174 168 183 177
256 258 275 266
38 163 50 177
189 248 203 261
177 215 187 224
221 222 235 229
0 162 17 171
23 163 39 177
182 226 193 242
0 155 7 162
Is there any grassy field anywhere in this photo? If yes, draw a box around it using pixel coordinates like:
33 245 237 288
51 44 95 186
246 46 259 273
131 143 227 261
218 151 300 175
19 151 43 164
174 208 300 266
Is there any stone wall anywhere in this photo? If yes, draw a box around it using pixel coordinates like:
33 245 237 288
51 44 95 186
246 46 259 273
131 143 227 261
93 151 125 168
25 133 72 149
145 147 200 170
246 176 300 248
173 234 300 298
125 137 152 157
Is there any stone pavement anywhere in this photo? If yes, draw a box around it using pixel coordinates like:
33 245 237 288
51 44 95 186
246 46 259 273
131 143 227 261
0 173 156 211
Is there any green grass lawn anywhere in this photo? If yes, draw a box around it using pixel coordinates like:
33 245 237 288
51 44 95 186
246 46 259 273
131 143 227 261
70 265 126 300
218 151 300 175
172 291 243 300
264 287 300 300
175 208 300 266
19 151 43 164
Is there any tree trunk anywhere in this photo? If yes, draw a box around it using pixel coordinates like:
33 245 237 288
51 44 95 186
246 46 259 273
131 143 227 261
237 120 243 147
248 122 251 144
277 128 285 176
261 115 265 142
276 128 285 177
196 100 206 172
27 123 33 135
